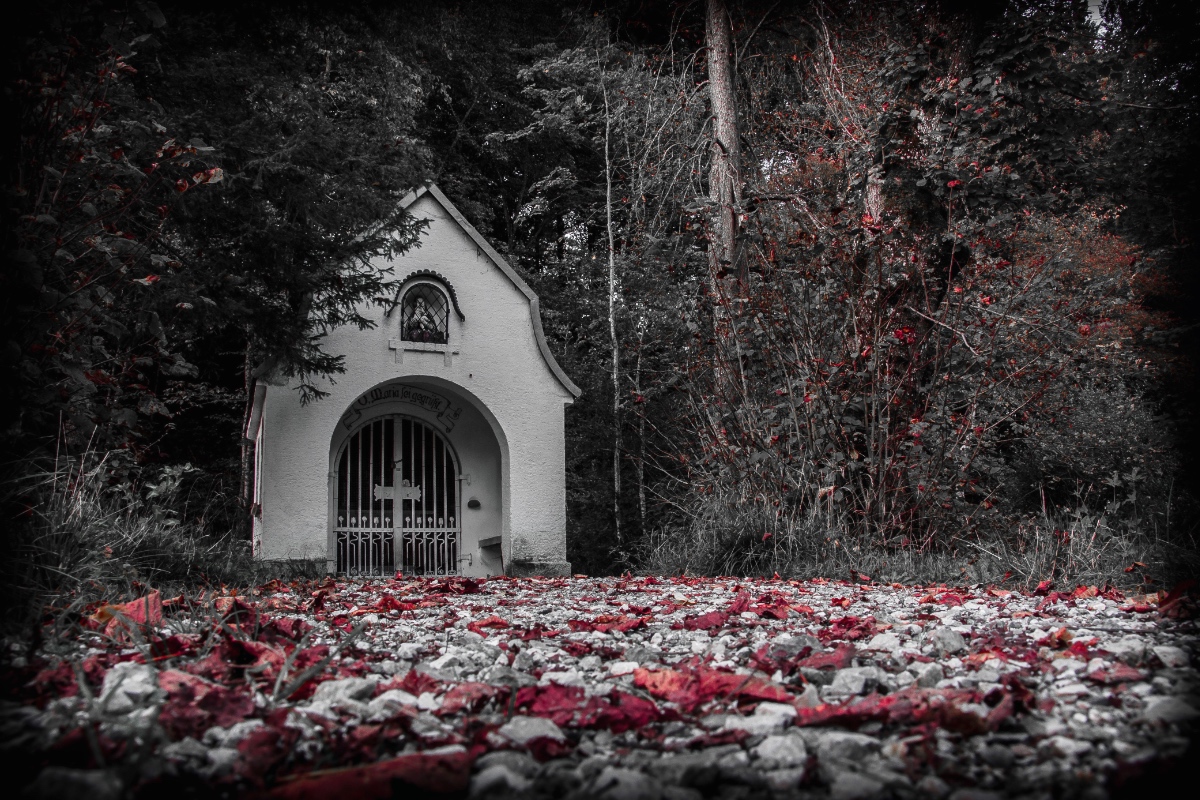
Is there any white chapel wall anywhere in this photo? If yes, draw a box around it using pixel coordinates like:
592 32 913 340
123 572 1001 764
256 190 573 574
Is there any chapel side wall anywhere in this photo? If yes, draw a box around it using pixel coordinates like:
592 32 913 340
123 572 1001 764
501 395 568 568
258 387 330 562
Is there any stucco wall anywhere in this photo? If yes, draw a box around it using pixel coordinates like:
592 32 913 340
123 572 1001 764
256 190 573 575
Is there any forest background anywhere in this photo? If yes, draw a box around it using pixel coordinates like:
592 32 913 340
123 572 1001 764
3 0 1199 626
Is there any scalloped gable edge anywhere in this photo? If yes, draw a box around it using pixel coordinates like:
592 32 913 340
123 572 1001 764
399 183 581 399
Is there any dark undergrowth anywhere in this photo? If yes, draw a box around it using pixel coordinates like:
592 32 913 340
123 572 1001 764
1 452 322 641
636 490 1200 593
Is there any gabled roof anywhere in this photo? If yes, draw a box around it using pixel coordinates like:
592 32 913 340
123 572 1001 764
399 183 581 399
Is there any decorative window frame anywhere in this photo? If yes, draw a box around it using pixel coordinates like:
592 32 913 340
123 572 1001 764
386 272 466 365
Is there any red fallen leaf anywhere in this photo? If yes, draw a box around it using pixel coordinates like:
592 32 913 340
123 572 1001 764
199 685 256 728
263 595 301 612
579 691 661 733
986 587 1012 598
561 641 592 657
1121 602 1158 613
381 670 437 699
1067 638 1100 659
263 617 312 642
634 668 693 704
149 633 200 661
1088 662 1145 685
159 669 255 737
937 592 965 607
682 610 729 631
439 682 502 715
1036 627 1073 649
266 749 473 799
160 668 219 700
516 683 586 725
1034 580 1054 596
796 643 857 671
214 595 251 614
634 666 791 711
95 591 163 636
753 602 790 620
1157 579 1197 616
727 591 752 615
615 615 649 633
293 645 331 672
1036 591 1073 611
516 624 560 641
790 604 815 615
466 615 508 635
429 576 483 595
527 735 575 762
343 724 383 760
31 661 80 703
1071 585 1099 600
696 668 792 704
219 637 285 681
830 596 853 609
236 726 296 782
373 593 415 613
942 699 991 735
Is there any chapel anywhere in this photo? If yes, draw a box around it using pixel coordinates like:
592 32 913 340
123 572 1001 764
245 184 579 577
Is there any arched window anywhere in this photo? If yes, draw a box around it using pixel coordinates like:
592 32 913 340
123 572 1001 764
400 283 450 344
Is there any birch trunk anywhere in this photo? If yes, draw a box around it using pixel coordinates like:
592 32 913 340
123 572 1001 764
602 68 622 546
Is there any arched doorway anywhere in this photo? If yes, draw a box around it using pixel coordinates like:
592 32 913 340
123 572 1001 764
332 415 462 576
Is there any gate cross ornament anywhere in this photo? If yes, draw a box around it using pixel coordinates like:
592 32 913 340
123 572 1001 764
374 483 423 502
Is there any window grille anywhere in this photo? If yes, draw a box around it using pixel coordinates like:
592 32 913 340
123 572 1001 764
400 284 449 344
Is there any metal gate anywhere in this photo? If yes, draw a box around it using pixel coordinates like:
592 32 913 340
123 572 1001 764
333 416 461 576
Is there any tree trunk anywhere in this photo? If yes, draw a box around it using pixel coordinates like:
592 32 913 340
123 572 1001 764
706 0 743 284
239 343 253 510
602 67 623 547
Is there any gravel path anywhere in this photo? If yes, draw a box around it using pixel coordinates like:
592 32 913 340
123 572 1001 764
3 575 1196 799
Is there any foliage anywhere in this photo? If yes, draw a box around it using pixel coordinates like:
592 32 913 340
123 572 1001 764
641 1 1192 571
5 0 1196 589
1 448 321 634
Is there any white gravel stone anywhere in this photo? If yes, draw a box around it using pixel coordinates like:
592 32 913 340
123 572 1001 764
815 730 881 762
865 632 901 651
469 764 531 796
1152 645 1189 668
912 661 943 688
98 662 160 715
592 766 661 800
311 676 377 705
830 771 886 800
753 733 807 768
541 669 585 687
366 689 419 720
1104 635 1147 664
1140 696 1199 724
763 767 806 790
928 627 968 655
498 715 565 744
829 666 880 696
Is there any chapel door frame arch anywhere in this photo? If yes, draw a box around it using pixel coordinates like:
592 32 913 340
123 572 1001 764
325 376 511 575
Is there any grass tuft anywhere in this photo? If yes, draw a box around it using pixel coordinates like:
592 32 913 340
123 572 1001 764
636 488 1198 590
